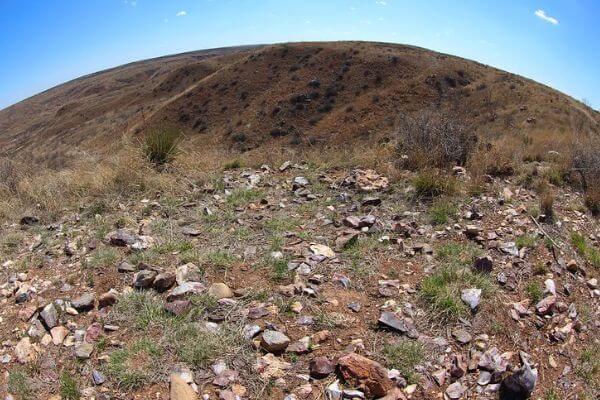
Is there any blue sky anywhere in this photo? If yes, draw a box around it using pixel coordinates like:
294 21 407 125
0 0 598 110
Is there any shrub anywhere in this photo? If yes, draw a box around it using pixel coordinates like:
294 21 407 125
142 125 181 167
396 111 476 170
413 170 456 199
572 137 600 215
59 372 80 400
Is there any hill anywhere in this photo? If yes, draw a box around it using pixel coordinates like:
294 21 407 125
1 41 598 163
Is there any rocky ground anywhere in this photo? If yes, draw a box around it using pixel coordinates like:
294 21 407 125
0 162 598 399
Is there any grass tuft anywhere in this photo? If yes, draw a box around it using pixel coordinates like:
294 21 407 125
382 340 424 383
143 125 181 167
59 371 81 400
413 170 456 199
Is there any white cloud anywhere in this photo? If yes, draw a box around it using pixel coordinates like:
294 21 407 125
176 10 187 17
376 1 387 5
534 9 558 25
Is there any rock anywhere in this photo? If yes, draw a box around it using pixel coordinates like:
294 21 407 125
176 263 203 284
292 176 309 189
535 295 556 315
473 256 493 274
40 302 59 329
378 312 418 338
170 374 198 400
478 370 492 385
566 259 578 273
50 326 69 345
74 343 94 359
92 370 106 385
165 300 192 316
499 363 537 400
335 230 359 249
15 337 37 363
260 330 290 353
133 269 158 289
309 243 335 258
362 196 382 207
337 353 393 398
20 215 39 225
326 380 343 400
98 291 118 308
117 261 136 273
461 288 482 310
71 292 95 312
452 329 472 344
446 381 465 399
153 272 176 292
208 283 234 299
181 226 200 237
167 282 206 301
105 229 138 246
309 356 335 379
343 169 389 192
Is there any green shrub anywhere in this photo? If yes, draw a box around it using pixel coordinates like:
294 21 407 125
525 281 543 304
429 199 457 225
59 372 80 400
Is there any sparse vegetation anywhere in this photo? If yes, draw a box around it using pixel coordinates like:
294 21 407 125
525 281 543 304
106 338 164 390
429 199 457 225
571 232 600 269
8 367 34 400
516 234 538 249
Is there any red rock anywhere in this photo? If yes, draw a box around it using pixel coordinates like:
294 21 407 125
337 353 393 398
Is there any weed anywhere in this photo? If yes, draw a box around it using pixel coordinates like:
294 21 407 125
110 291 166 330
226 188 263 207
429 199 457 225
8 367 34 400
59 371 81 400
382 340 424 383
412 170 456 199
576 344 600 392
205 250 236 271
420 264 494 319
89 247 120 269
571 232 600 269
525 281 543 304
515 234 538 249
436 242 483 266
539 191 554 221
106 338 164 390
314 311 347 330
223 159 242 170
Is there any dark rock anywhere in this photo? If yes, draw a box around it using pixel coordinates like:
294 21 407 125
71 293 95 312
473 256 493 274
309 356 335 379
164 300 192 316
133 270 158 289
499 363 537 400
153 272 176 292
105 229 138 247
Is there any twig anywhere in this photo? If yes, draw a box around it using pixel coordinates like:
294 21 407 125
529 215 561 253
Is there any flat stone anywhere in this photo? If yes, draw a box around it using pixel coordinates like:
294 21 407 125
378 311 418 338
165 300 192 316
50 326 69 345
92 370 106 385
446 381 465 399
105 229 138 246
452 329 472 345
167 282 206 301
74 343 94 359
71 293 95 312
260 330 290 353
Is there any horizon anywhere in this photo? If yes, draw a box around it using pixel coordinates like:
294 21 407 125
0 1 599 111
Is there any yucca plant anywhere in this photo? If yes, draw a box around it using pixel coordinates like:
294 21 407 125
142 125 181 167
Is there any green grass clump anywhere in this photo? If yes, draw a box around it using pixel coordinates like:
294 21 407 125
89 247 120 269
429 199 457 225
59 372 80 400
420 264 494 319
142 126 180 166
111 291 166 330
106 338 164 390
8 367 34 400
576 344 600 395
525 281 544 304
223 159 242 170
436 242 483 265
226 188 263 207
515 234 538 249
413 170 456 199
571 232 600 269
382 340 424 383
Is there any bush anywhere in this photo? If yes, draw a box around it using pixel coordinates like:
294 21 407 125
572 137 600 215
396 111 476 170
142 125 181 166
539 191 554 221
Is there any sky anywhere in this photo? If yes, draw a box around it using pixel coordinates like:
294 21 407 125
0 0 598 110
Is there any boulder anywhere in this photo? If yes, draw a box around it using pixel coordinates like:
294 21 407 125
337 353 393 398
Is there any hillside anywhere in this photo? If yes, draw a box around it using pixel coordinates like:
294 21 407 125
1 41 598 163
0 42 599 400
